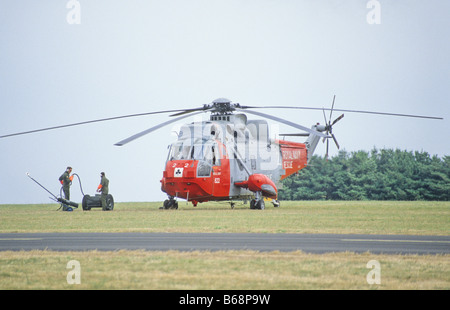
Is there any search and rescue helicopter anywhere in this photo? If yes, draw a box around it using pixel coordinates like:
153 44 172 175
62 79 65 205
0 97 443 210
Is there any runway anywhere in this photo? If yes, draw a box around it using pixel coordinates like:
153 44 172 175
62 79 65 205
0 233 449 254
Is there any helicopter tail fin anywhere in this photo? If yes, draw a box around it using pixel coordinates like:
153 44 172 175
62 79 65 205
276 140 308 180
305 124 327 162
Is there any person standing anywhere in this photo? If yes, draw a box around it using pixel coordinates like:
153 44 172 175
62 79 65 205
59 166 73 200
97 172 109 210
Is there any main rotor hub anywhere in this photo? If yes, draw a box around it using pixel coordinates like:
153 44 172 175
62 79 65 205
205 98 241 115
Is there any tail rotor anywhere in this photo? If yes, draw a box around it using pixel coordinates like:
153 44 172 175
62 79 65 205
323 95 344 160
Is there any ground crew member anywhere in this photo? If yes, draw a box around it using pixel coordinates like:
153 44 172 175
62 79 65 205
97 172 109 210
59 166 73 200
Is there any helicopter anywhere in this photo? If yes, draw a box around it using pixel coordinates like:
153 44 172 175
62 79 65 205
0 96 443 210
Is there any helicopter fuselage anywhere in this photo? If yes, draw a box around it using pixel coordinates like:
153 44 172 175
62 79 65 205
160 115 313 207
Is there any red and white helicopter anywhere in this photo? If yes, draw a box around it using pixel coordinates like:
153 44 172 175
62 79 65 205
113 97 441 209
1 97 442 210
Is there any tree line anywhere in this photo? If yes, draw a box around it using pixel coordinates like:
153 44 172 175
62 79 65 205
278 148 450 201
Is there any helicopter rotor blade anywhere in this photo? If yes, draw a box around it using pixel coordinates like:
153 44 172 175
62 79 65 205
0 108 195 139
239 109 329 138
240 105 442 120
331 114 344 126
169 107 208 117
1 97 442 144
322 108 328 143
322 108 328 124
331 133 340 149
114 111 203 146
329 95 336 124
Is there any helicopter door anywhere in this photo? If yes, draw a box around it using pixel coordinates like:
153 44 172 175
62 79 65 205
195 143 213 177
211 142 230 198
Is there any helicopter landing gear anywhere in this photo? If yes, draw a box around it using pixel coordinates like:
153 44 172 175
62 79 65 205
250 199 266 210
250 199 265 210
162 197 178 210
250 191 265 210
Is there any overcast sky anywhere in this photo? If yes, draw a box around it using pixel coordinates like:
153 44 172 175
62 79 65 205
0 0 448 204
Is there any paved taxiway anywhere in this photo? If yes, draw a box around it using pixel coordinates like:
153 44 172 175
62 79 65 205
0 233 449 254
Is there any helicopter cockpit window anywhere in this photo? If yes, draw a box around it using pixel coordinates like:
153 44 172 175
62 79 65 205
168 141 192 161
194 142 220 177
168 139 220 167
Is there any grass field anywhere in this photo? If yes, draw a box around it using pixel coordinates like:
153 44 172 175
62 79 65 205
0 200 448 235
0 200 449 289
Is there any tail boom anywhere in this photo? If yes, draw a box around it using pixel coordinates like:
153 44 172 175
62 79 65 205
277 140 308 180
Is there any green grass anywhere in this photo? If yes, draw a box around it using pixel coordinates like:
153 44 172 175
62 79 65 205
0 200 448 235
0 200 449 290
0 250 449 290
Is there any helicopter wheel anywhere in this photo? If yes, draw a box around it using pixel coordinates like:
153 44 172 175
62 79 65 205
250 199 265 210
162 199 178 210
257 199 265 210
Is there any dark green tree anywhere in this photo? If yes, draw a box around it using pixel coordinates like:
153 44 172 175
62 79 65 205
278 148 449 201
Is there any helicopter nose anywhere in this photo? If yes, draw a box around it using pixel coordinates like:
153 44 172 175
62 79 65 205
161 160 213 201
261 184 277 197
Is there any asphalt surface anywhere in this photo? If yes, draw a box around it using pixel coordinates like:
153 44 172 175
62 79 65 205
0 233 449 254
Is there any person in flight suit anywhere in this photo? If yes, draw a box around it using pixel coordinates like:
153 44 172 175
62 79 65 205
59 166 73 200
97 172 109 210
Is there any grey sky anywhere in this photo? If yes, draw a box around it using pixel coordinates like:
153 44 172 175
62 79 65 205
0 0 448 204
